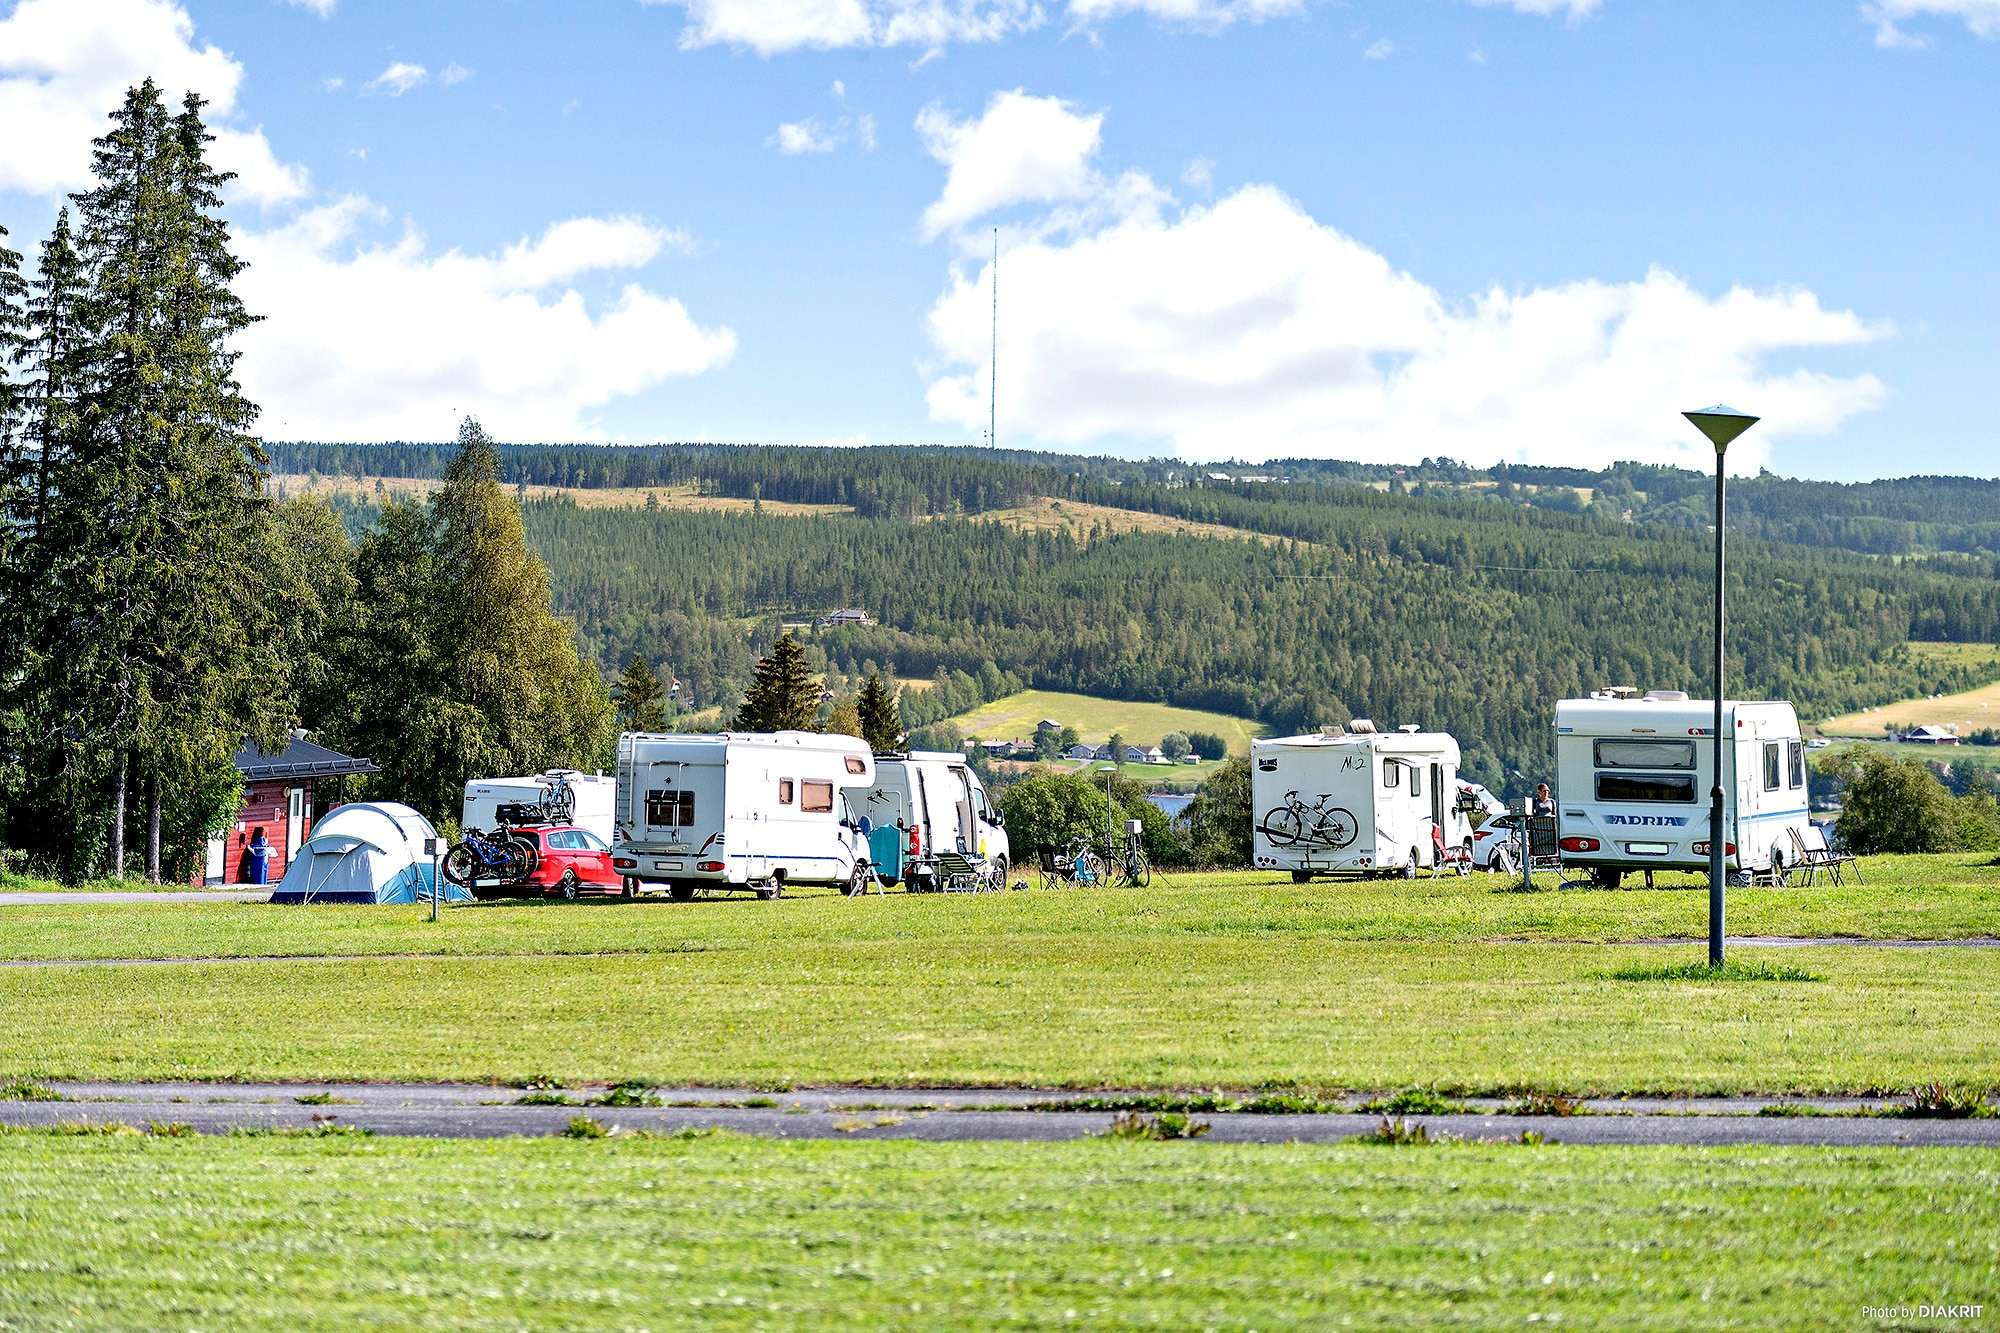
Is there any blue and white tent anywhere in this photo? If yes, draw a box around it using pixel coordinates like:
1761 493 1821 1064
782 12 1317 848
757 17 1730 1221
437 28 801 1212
270 801 467 905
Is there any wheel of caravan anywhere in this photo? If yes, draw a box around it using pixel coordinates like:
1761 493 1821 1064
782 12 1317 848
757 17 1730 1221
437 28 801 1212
668 881 695 902
559 869 580 901
1401 852 1418 880
1591 866 1623 890
1290 869 1314 884
1457 840 1474 876
844 862 870 898
757 878 783 901
622 876 641 899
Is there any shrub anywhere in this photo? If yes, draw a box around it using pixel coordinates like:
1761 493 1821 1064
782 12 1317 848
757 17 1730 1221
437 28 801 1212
999 772 1109 857
1186 730 1228 762
1836 753 1963 854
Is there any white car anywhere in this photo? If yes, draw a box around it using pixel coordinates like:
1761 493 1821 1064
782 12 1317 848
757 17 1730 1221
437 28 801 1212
1470 812 1524 871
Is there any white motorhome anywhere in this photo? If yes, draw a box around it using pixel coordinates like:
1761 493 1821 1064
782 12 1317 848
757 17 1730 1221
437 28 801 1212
462 771 616 843
1251 724 1475 881
1554 692 1809 886
855 751 1010 892
612 731 877 900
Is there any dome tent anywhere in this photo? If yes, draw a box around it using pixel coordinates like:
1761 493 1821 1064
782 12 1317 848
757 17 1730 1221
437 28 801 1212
270 802 467 905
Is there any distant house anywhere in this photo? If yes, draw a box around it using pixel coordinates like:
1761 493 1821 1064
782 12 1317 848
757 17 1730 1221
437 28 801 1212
1035 719 1062 734
214 732 379 885
824 609 870 626
1902 724 1959 745
1136 745 1166 764
1066 743 1102 762
980 738 1017 760
1181 754 1203 765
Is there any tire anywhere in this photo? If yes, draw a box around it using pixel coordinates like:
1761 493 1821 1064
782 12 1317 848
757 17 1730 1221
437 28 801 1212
1127 852 1150 889
1591 866 1623 890
757 878 783 901
844 862 870 898
1401 852 1418 880
508 835 540 883
988 856 1010 892
1262 807 1303 847
623 876 641 899
1291 869 1314 884
1075 850 1105 887
559 870 580 901
668 881 694 902
442 845 479 888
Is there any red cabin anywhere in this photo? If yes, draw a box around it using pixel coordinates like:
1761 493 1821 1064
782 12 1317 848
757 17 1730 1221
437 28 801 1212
211 732 381 884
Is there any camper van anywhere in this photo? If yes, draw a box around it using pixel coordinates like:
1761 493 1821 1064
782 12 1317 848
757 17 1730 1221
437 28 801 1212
612 731 877 900
462 771 616 844
856 751 1010 892
1554 692 1809 886
1251 723 1475 881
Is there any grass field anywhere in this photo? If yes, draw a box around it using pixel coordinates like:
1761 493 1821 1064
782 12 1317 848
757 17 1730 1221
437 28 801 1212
1818 642 2000 736
270 474 851 518
973 495 1295 547
0 1131 1992 1330
3 860 1996 1092
950 689 1265 756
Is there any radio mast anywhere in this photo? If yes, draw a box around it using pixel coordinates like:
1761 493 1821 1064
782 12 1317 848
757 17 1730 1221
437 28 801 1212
989 227 997 451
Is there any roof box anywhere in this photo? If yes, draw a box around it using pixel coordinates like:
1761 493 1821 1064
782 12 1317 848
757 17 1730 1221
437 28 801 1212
1642 690 1690 702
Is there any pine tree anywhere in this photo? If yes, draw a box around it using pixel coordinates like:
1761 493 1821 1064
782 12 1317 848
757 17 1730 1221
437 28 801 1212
734 633 820 732
856 672 902 752
613 653 668 732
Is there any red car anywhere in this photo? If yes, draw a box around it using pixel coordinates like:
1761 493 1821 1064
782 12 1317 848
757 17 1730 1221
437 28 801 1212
518 826 628 898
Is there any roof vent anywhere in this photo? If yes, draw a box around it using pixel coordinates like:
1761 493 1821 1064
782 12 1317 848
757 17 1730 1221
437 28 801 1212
1398 724 1422 733
1347 718 1377 734
1643 690 1690 702
1318 724 1346 739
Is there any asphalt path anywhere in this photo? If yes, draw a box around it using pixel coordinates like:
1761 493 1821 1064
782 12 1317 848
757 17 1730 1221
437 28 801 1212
5 1084 1997 1145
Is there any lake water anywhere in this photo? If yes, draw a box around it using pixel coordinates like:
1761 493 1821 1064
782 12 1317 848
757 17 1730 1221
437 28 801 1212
1148 793 1194 820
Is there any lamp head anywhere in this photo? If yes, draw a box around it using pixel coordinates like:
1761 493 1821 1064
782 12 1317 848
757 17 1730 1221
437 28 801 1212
1683 405 1759 453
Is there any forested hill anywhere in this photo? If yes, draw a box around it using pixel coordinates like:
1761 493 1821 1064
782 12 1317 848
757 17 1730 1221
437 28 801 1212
269 441 2000 560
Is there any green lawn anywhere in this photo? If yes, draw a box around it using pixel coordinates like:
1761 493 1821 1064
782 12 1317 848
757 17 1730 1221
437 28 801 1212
0 1132 1992 1330
2 860 1997 1092
951 689 1265 755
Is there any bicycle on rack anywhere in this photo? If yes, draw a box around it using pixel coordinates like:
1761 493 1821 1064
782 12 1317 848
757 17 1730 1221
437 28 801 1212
1257 790 1359 851
442 826 540 890
533 772 576 825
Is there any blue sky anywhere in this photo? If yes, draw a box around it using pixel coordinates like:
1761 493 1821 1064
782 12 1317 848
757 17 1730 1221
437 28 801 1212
2 0 1997 477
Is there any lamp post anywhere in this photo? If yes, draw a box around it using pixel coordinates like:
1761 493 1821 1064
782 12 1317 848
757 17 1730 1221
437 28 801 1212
1683 406 1759 967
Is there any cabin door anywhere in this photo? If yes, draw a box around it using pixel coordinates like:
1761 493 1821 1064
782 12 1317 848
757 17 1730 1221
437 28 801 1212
286 787 306 862
1430 764 1445 834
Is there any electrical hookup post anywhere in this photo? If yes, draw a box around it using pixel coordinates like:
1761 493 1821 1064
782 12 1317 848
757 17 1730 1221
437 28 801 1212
424 836 440 921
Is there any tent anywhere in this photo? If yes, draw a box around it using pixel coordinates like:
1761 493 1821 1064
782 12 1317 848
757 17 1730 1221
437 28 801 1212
269 801 468 904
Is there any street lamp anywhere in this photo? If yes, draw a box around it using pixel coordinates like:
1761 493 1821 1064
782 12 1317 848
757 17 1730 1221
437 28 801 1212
1683 405 1759 967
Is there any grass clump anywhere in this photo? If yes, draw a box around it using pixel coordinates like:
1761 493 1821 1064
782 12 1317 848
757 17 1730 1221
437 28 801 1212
1 1081 65 1101
1605 959 1825 982
562 1114 607 1139
1884 1082 1995 1119
1350 1117 1451 1145
230 1123 375 1138
292 1092 358 1105
516 1091 577 1106
1505 1093 1588 1116
1757 1102 1837 1117
1098 1111 1210 1140
593 1081 662 1107
1358 1088 1470 1115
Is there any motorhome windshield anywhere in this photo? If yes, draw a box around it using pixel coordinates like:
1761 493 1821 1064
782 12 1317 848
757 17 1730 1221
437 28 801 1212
1594 740 1696 769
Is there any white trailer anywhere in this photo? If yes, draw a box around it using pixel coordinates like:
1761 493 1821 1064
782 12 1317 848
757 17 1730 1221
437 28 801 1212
462 771 616 843
1554 692 1809 885
611 731 877 900
1251 724 1475 881
855 751 1011 892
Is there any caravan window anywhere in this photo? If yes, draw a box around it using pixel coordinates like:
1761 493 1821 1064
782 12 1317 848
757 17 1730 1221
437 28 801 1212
646 789 695 827
800 780 834 813
1788 741 1805 790
1595 740 1695 769
1382 761 1400 789
1763 742 1781 792
1595 773 1698 803
1409 765 1423 797
778 779 794 805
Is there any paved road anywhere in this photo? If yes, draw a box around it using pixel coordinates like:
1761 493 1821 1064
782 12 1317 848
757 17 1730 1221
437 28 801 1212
5 1084 1996 1145
0 891 270 904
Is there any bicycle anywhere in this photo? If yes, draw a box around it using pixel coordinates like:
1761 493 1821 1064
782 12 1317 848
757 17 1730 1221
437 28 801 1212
1257 790 1358 850
1037 836 1107 889
443 827 540 889
1104 826 1151 888
534 772 577 825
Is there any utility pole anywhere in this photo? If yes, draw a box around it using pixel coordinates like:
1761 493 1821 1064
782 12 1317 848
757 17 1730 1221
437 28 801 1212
990 227 998 452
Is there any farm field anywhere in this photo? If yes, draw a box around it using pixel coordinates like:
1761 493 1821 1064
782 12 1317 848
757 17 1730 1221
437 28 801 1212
2 860 1996 1092
949 689 1265 756
1818 642 2000 735
269 474 852 518
0 1133 1991 1332
973 494 1297 547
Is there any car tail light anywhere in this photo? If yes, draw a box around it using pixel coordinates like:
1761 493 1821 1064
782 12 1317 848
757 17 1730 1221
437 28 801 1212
697 860 724 872
613 857 636 869
1691 841 1736 856
1559 837 1600 853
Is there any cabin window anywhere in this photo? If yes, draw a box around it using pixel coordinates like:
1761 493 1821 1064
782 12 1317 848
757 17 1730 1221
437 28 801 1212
844 756 867 775
646 789 695 827
1763 742 1781 792
1408 765 1423 798
1788 741 1805 790
800 780 834 813
1595 773 1698 803
778 779 794 804
1595 740 1696 770
1381 761 1400 789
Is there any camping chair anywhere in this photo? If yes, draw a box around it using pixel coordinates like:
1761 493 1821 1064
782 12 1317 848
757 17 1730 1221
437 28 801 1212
1794 824 1859 886
1036 843 1069 890
935 851 986 892
1430 824 1472 878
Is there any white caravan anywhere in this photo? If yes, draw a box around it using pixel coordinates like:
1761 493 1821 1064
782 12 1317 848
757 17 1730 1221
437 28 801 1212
612 731 876 900
1251 724 1475 881
1554 692 1809 885
855 752 1011 892
462 770 616 843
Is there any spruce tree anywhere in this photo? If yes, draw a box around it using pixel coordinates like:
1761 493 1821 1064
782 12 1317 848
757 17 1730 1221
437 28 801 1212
613 653 668 732
856 672 902 752
734 633 820 732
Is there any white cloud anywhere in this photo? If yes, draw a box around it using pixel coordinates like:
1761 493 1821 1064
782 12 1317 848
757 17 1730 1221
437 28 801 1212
923 154 1886 469
1181 156 1213 190
1363 37 1394 57
439 62 474 86
233 200 736 441
917 91 1105 238
285 0 337 15
1864 0 2000 45
321 76 344 91
772 118 839 153
1469 0 1600 16
646 0 1305 55
0 0 307 205
365 62 428 95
